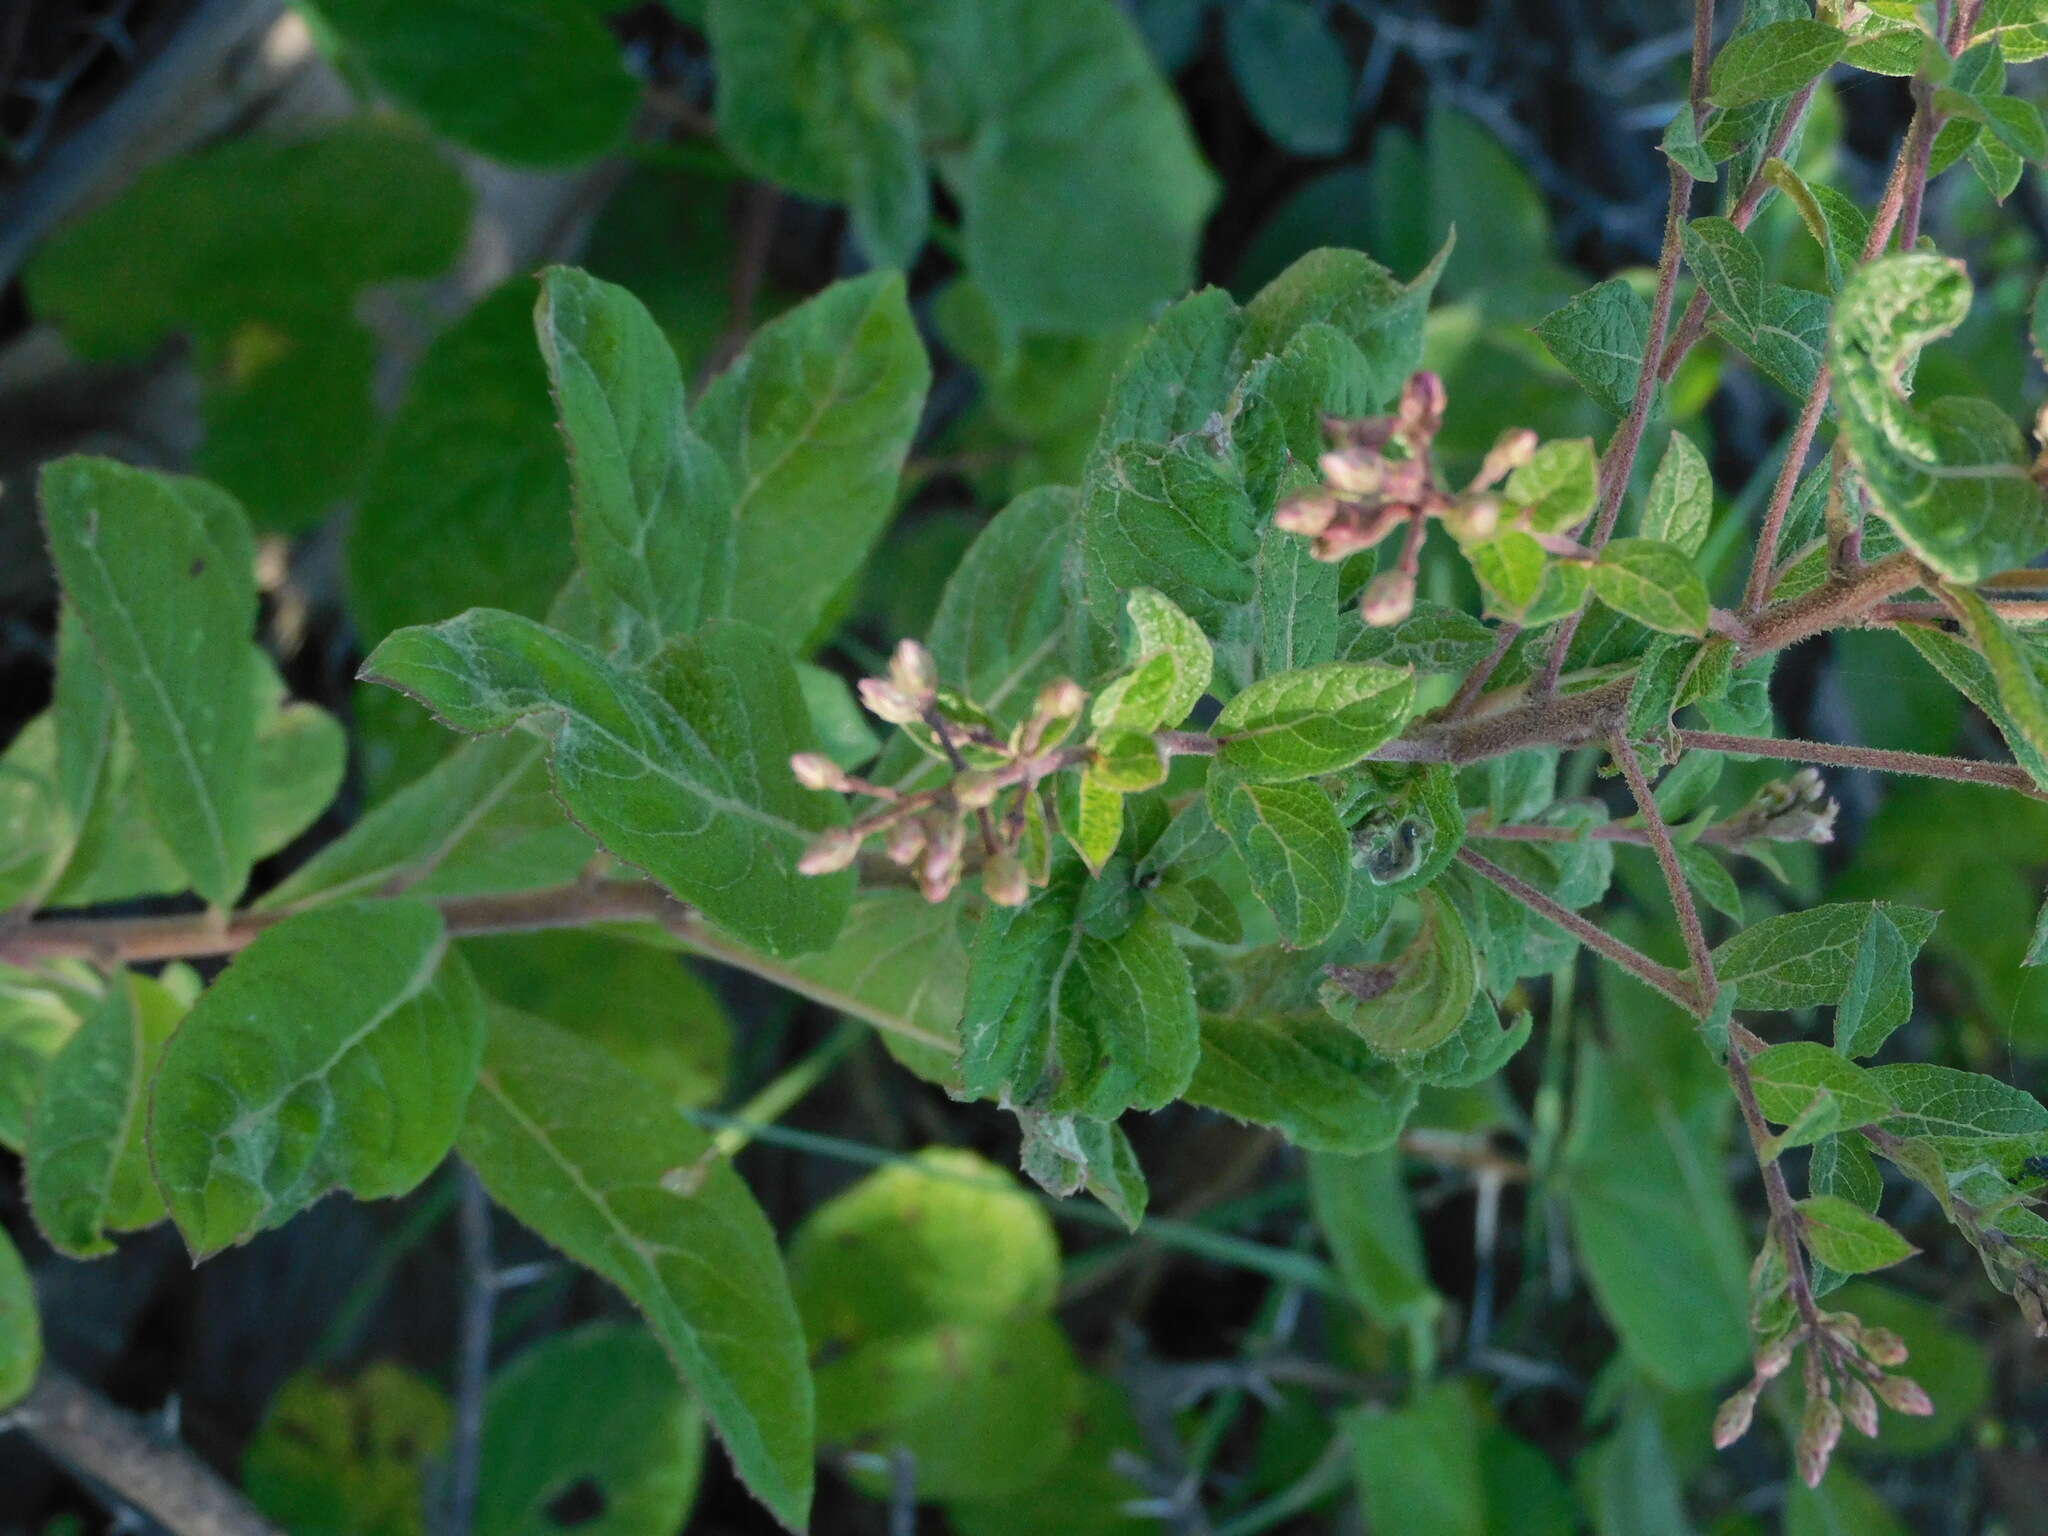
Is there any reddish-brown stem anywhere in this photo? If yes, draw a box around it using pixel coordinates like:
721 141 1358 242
1874 598 2048 625
1726 1036 1828 1336
1612 732 1718 1004
1737 550 1924 661
1676 728 2048 798
1469 819 1750 850
1538 154 1695 694
1457 847 1699 1011
1743 386 1831 614
0 882 958 1052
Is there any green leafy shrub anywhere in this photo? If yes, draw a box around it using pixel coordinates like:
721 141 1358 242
8 1 2048 1532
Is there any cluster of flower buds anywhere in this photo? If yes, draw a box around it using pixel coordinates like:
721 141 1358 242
1713 1312 1931 1484
792 640 1086 908
1273 370 1545 628
1716 768 1840 848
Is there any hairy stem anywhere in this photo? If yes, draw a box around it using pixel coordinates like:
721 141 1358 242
1675 728 2047 798
1611 733 1717 1003
13 1368 284 1536
0 882 956 1053
1456 847 1697 1011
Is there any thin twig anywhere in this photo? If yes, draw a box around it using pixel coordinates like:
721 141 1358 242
1611 732 1716 1001
1675 728 2047 798
12 1368 283 1536
1456 847 1698 1010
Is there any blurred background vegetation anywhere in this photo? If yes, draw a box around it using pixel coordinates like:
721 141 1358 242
1 1 2045 1532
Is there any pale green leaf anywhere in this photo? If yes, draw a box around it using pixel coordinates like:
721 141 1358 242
1238 243 1449 406
477 1324 705 1536
1866 1063 2048 1158
1749 1042 1896 1151
1831 254 2048 582
361 610 852 956
1505 438 1597 533
244 1364 450 1536
1533 279 1650 416
1708 19 1847 109
1797 1195 1916 1273
1713 902 1938 1010
1214 661 1415 782
460 1008 813 1531
1083 434 1260 631
1123 587 1214 728
538 266 735 659
1715 282 1831 402
1306 1149 1438 1325
40 457 257 907
1188 1010 1419 1154
1642 431 1713 557
1682 216 1765 337
1208 767 1349 947
694 273 928 650
1590 539 1710 636
149 900 485 1258
1836 906 1916 1058
25 971 183 1257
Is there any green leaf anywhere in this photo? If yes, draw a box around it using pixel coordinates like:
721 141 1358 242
1340 602 1496 673
1946 582 2048 769
1866 1063 2048 1159
924 486 1077 728
1208 767 1350 947
1831 254 2048 583
1682 217 1765 338
243 1364 450 1536
1590 539 1710 636
347 281 575 646
1713 902 1938 1010
1064 771 1126 876
1836 906 1916 1058
538 267 735 660
1466 530 1549 618
1715 283 1831 402
1225 0 1352 154
477 1325 704 1536
1797 1195 1916 1273
1749 1042 1896 1151
1662 101 1720 181
1317 890 1477 1056
149 901 485 1259
1089 730 1167 793
694 273 928 650
302 0 638 164
460 1008 812 1531
1533 279 1651 417
960 865 1199 1119
1082 434 1261 632
1189 1010 1419 1153
257 736 592 912
0 970 83 1154
1505 437 1598 533
40 457 258 907
1239 243 1449 407
361 611 852 956
0 1225 34 1409
1350 1380 1578 1536
463 931 730 1110
1896 619 2048 786
1641 431 1713 557
1406 991 1534 1088
1563 1038 1749 1390
1214 661 1416 782
775 891 969 1087
945 1375 1153 1536
1306 1149 1439 1326
1122 588 1214 730
1017 1112 1148 1227
1708 19 1848 108
25 971 183 1258
24 119 470 356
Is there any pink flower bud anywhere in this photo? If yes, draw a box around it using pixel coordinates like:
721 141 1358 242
1397 370 1448 440
889 638 938 698
1319 448 1385 497
1843 1379 1880 1439
1275 488 1341 536
1797 1396 1842 1488
1712 1384 1759 1450
1473 427 1539 489
789 752 847 792
953 771 1003 810
1872 1374 1934 1416
1036 678 1087 720
884 818 927 866
1360 570 1416 627
982 851 1029 908
1859 1327 1909 1368
1754 1332 1798 1380
797 828 861 876
858 677 924 726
